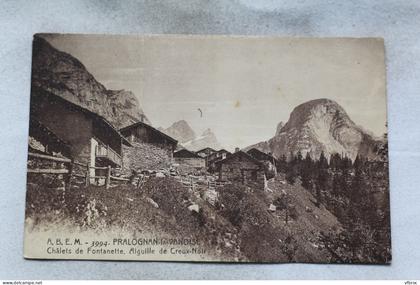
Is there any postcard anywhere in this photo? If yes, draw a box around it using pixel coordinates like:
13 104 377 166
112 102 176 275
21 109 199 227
24 34 390 263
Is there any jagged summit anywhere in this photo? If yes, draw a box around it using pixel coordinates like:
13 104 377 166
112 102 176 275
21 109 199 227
275 121 284 136
160 120 223 151
163 120 196 143
280 98 353 133
32 35 149 128
183 128 222 151
246 99 380 160
202 128 214 136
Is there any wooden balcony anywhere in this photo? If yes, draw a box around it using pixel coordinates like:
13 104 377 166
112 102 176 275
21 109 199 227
95 144 122 166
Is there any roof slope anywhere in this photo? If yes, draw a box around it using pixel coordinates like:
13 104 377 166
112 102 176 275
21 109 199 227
174 149 203 159
31 88 132 146
196 147 217 153
247 148 277 162
119 121 178 145
215 151 263 167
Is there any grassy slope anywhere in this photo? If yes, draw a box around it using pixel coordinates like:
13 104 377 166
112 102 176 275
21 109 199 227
26 174 341 262
265 175 341 262
26 176 242 261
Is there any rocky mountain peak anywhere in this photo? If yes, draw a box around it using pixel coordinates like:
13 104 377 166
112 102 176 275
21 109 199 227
275 121 284 136
246 98 380 161
32 35 149 129
172 120 191 129
202 128 214 136
163 120 196 143
161 120 222 151
182 127 222 151
281 98 354 134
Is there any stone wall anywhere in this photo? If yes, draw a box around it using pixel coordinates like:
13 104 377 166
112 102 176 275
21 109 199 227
174 157 205 168
218 157 265 189
122 142 172 173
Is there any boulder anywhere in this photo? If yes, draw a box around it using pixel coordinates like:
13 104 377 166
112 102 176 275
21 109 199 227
187 204 200 213
268 204 277 212
146 197 159 208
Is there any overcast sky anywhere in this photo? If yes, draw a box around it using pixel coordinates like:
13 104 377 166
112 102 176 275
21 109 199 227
43 34 387 151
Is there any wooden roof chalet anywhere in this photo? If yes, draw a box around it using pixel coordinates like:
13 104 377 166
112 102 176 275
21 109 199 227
29 115 71 156
207 148 231 161
119 121 178 146
214 150 263 167
247 148 277 163
31 89 132 147
197 147 216 152
174 148 203 159
196 147 217 155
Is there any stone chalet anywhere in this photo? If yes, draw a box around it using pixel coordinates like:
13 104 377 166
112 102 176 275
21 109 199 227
247 148 277 166
207 149 232 172
119 121 178 158
247 148 278 179
29 90 131 179
173 149 206 168
195 147 217 167
214 151 265 188
196 147 216 158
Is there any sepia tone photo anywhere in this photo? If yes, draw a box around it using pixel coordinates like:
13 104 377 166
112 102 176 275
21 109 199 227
24 34 390 263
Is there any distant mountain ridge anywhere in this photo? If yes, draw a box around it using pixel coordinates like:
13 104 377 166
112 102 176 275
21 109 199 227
31 35 149 129
162 120 196 143
31 36 383 160
275 121 285 136
161 120 222 151
245 99 383 161
183 128 223 151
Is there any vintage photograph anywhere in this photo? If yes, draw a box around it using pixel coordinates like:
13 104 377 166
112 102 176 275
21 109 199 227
24 34 390 263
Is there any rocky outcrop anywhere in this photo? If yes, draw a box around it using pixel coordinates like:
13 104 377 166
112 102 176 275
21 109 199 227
182 128 222 151
161 119 223 151
31 35 148 129
122 142 172 173
162 120 196 143
275 121 284 136
246 99 382 161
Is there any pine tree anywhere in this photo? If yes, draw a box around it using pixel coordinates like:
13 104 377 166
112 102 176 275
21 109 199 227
349 163 364 211
353 154 365 170
293 150 303 177
377 129 388 165
314 184 322 207
321 140 391 263
336 155 351 199
330 153 341 170
296 150 303 163
285 152 297 184
277 154 287 173
331 172 340 196
318 151 328 169
314 151 329 207
301 152 313 190
339 159 383 262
